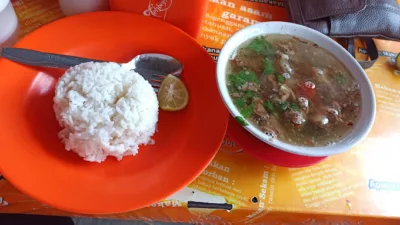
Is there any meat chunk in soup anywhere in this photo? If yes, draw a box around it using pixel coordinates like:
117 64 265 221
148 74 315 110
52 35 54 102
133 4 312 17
284 109 306 125
226 35 362 147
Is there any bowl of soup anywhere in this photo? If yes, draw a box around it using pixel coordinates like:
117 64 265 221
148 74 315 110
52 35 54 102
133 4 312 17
217 22 376 157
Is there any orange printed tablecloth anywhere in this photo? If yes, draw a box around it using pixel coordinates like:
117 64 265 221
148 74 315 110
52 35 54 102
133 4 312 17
1 0 400 224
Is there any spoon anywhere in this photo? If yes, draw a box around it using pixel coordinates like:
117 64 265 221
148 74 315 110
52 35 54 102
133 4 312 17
1 48 184 77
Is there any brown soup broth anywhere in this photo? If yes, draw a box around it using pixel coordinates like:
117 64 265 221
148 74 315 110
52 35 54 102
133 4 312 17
226 35 361 147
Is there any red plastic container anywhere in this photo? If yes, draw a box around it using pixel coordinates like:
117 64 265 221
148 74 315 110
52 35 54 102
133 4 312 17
109 0 208 38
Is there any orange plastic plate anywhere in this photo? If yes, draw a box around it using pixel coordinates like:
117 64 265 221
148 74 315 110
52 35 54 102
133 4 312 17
0 12 228 214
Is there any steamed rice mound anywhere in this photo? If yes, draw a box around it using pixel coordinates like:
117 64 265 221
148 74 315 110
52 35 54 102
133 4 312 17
53 62 159 163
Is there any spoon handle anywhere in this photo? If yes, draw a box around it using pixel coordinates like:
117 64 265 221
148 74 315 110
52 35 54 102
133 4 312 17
1 48 105 69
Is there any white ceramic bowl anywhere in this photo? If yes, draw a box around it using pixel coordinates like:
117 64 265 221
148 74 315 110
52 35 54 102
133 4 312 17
0 0 19 49
217 22 376 157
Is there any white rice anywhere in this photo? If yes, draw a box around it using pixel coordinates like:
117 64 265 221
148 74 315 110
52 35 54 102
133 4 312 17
53 62 159 163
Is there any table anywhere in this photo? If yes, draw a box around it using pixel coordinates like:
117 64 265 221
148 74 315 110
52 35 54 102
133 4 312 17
1 0 400 224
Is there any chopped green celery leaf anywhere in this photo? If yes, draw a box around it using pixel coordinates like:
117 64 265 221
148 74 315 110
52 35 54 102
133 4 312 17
277 74 285 83
334 73 345 85
244 90 260 100
263 59 275 75
247 37 269 52
263 101 274 112
240 103 255 118
291 103 300 112
233 98 246 110
234 98 255 119
243 70 259 83
228 70 259 89
247 37 273 56
280 102 290 111
228 73 246 88
235 116 249 126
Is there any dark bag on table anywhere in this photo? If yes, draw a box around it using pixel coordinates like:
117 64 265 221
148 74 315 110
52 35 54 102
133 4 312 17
284 0 400 69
